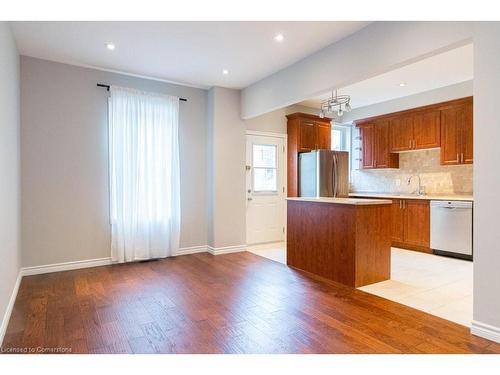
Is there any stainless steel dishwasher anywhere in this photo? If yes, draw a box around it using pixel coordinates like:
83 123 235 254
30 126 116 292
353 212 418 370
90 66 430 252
430 200 473 260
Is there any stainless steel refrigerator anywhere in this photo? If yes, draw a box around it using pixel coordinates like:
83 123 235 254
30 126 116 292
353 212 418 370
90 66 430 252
299 150 350 198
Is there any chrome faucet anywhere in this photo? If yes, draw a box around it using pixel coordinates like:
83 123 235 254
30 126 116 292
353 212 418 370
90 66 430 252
407 175 425 195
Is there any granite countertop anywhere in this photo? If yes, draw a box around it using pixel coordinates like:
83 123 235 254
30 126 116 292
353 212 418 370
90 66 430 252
349 192 474 202
286 197 393 205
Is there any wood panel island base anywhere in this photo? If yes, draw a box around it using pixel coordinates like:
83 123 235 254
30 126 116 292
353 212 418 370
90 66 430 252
286 197 393 288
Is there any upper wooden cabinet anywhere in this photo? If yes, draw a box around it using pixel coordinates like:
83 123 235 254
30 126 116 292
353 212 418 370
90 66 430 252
355 97 472 169
390 115 414 152
413 110 441 149
389 111 440 152
440 99 473 165
358 120 399 169
286 113 332 196
298 120 317 151
317 122 332 149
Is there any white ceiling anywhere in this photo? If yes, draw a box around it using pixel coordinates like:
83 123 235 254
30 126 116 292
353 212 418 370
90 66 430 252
299 44 473 110
10 21 370 89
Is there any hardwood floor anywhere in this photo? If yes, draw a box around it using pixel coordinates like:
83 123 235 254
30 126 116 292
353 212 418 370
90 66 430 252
2 251 500 354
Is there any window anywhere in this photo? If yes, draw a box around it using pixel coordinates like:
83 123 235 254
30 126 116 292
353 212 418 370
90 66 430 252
331 124 351 152
331 123 353 173
252 144 277 192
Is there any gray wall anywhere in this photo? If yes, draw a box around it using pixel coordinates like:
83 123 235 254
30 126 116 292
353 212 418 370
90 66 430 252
473 23 500 333
0 23 21 338
21 57 208 267
207 87 246 248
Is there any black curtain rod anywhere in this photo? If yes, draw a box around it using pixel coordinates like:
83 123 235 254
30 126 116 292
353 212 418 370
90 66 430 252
97 83 187 102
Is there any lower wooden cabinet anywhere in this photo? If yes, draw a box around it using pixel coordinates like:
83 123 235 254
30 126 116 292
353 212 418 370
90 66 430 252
391 199 431 253
391 199 405 243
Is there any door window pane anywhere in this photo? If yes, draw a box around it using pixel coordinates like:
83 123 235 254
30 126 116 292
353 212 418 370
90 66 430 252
253 168 277 192
252 144 277 192
253 144 276 168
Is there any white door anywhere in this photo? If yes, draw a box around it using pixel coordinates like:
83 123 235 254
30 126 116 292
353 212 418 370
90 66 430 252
246 133 286 245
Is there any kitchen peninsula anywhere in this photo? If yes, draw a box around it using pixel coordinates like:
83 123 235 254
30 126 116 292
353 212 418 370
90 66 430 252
286 197 392 287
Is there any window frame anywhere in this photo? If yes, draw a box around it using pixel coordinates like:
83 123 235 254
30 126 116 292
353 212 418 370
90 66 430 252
251 143 279 195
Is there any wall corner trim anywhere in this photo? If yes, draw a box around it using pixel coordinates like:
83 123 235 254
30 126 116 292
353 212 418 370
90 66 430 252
471 320 500 344
174 245 209 256
207 244 246 255
0 271 22 346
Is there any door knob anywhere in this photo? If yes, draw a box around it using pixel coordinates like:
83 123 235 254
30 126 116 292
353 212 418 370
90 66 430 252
247 197 253 201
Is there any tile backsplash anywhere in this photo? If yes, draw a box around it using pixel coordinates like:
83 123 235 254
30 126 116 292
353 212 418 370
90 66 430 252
350 148 473 195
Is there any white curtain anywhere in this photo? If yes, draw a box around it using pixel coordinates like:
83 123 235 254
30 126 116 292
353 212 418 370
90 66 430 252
108 86 180 263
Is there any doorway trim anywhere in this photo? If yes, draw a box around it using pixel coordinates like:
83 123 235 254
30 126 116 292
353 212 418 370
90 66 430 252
245 130 288 246
246 130 288 139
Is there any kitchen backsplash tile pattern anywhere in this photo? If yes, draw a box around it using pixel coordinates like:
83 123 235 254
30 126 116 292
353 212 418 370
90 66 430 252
350 148 473 194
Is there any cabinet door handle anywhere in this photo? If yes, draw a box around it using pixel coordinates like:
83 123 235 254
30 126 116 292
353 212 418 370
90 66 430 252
457 153 460 163
399 200 402 209
409 140 412 149
461 153 464 163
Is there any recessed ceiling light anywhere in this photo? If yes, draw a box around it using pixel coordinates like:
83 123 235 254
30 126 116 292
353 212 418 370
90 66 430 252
222 69 229 75
399 82 407 87
274 33 284 42
105 43 116 51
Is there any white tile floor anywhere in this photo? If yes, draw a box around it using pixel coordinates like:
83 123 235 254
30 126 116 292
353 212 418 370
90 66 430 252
247 243 473 327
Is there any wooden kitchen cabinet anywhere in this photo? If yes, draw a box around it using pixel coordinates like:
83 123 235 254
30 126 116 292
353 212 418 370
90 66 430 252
359 123 375 169
413 110 441 149
389 111 440 152
350 196 431 253
374 119 397 168
357 121 399 169
441 99 473 165
404 200 430 249
392 199 431 253
389 116 414 152
391 199 405 243
286 113 332 197
298 120 317 151
317 122 332 149
355 97 472 169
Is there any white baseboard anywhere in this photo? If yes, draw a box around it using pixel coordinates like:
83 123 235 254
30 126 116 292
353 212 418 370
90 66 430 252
471 320 500 343
0 271 22 346
207 244 246 255
21 257 113 276
174 245 208 256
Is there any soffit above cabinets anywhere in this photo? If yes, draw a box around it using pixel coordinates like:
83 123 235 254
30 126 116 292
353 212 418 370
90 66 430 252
299 44 473 110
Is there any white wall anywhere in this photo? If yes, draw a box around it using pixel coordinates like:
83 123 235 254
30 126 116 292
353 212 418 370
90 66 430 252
241 22 473 119
244 104 319 134
472 22 500 339
0 23 21 341
207 87 246 249
21 57 208 267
